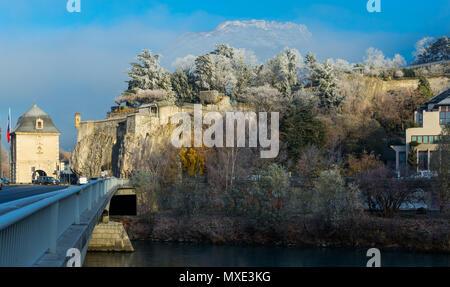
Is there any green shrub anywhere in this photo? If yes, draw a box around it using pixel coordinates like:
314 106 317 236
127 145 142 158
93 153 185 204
311 166 363 229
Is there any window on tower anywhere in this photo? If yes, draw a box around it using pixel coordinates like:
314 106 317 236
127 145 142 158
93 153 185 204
36 119 43 130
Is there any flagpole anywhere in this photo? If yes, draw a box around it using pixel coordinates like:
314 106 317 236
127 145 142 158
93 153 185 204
0 125 2 179
8 108 11 181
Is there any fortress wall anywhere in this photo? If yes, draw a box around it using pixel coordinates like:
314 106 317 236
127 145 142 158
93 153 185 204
76 117 127 143
71 96 249 178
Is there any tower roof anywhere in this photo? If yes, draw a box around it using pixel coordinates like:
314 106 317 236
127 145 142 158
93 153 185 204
13 104 60 134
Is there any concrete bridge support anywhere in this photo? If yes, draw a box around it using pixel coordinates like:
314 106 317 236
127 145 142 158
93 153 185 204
88 221 134 252
87 186 136 252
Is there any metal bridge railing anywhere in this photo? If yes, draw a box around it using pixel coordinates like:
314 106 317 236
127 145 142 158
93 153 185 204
0 177 128 266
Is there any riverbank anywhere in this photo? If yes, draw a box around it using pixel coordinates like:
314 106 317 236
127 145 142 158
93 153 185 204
116 213 450 253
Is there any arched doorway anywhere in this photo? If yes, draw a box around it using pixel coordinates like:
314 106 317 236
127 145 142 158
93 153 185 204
33 170 47 180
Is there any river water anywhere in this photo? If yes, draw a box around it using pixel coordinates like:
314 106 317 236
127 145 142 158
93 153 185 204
83 241 450 267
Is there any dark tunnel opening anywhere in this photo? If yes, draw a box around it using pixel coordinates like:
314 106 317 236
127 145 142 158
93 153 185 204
109 194 137 216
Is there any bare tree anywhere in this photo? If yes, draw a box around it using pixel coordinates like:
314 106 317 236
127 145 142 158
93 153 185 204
115 89 175 105
358 167 424 217
238 84 287 112
131 134 179 214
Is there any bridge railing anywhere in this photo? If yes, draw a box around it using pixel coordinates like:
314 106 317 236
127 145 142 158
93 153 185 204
0 177 128 267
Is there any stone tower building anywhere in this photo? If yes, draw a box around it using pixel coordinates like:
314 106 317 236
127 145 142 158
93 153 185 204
10 104 60 183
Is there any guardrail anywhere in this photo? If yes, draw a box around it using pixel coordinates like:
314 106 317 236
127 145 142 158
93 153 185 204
0 177 128 267
407 59 450 69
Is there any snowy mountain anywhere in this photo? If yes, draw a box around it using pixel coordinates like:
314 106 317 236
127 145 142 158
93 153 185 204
161 20 313 69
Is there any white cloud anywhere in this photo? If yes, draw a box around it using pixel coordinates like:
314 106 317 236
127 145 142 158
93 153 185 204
161 20 313 68
171 54 196 71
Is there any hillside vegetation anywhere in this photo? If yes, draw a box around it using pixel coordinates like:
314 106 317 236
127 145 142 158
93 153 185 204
104 40 450 250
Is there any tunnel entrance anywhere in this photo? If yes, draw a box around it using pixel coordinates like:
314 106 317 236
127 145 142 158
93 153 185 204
109 194 137 216
32 170 47 180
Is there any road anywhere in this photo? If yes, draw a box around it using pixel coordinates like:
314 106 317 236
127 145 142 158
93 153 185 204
0 185 68 204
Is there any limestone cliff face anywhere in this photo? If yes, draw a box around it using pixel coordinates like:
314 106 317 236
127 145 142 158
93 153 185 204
381 76 450 95
114 115 166 178
71 118 124 178
71 95 232 178
71 114 165 178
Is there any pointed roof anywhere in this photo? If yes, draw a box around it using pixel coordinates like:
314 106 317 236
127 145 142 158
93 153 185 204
13 104 60 134
426 88 450 105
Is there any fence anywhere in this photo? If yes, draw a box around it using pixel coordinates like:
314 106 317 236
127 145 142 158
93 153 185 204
0 177 127 266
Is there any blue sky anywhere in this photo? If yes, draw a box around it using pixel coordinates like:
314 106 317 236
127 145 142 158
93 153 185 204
0 0 449 151
1 0 448 34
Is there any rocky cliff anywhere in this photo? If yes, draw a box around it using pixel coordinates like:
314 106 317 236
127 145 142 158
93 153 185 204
71 95 232 178
70 114 167 178
71 117 124 178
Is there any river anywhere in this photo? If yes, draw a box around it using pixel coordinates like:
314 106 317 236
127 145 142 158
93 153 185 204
83 240 450 267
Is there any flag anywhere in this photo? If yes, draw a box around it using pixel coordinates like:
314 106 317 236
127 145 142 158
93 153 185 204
7 108 11 143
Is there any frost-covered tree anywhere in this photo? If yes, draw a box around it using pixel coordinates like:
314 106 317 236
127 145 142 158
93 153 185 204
210 44 235 58
304 52 321 87
228 48 255 97
394 69 404 79
122 49 173 105
303 54 343 108
194 44 253 99
413 37 435 61
256 48 303 96
364 47 388 76
195 54 215 90
413 36 450 64
213 54 238 95
172 54 196 73
363 47 406 75
125 49 172 93
239 84 285 112
316 59 341 108
391 54 407 69
331 58 353 74
171 69 198 103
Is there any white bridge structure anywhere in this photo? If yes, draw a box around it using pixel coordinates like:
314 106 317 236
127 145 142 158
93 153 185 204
0 177 129 267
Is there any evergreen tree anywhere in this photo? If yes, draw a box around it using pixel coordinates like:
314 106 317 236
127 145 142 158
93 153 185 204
256 48 302 96
304 52 320 87
414 36 450 64
417 75 434 102
171 69 198 103
280 98 326 163
195 44 253 99
194 54 215 91
210 44 235 58
123 49 173 105
126 49 172 92
316 60 341 109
